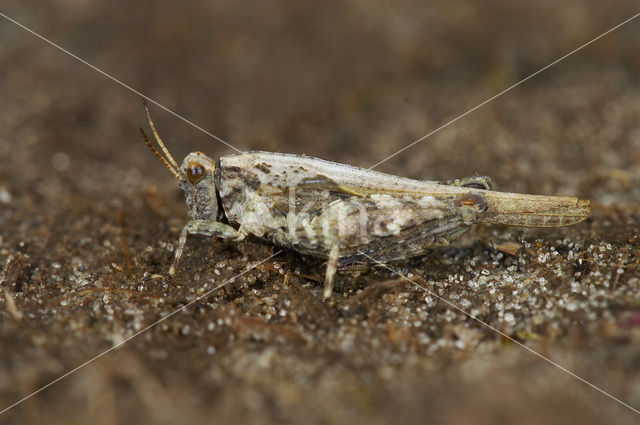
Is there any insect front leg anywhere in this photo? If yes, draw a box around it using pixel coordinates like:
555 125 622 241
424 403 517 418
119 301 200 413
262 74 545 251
170 220 247 275
323 242 340 300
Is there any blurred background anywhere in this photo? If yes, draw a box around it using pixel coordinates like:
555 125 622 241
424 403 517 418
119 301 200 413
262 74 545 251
1 1 640 424
2 0 639 193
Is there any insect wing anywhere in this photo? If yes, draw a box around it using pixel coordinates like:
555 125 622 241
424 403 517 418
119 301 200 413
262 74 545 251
480 191 591 227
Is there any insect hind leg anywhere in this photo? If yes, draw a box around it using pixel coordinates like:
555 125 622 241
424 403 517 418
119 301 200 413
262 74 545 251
169 220 246 275
323 242 340 300
436 224 472 245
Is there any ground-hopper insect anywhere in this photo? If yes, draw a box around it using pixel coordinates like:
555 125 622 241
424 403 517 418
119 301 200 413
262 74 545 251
140 102 591 299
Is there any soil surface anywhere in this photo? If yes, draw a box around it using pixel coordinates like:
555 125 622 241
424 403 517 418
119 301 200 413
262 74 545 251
1 1 640 424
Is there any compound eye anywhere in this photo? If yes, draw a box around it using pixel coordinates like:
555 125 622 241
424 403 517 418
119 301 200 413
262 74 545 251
186 161 206 184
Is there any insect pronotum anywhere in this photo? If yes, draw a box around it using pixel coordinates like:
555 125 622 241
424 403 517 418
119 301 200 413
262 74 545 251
140 101 591 299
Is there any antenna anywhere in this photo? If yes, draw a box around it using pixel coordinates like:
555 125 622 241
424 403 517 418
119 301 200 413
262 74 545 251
140 99 180 178
143 99 179 169
139 128 179 178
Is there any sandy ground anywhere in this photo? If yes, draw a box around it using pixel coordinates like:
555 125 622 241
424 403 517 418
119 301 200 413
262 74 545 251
1 1 640 424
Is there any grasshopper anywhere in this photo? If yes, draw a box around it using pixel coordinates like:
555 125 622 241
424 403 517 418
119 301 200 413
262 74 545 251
140 103 591 299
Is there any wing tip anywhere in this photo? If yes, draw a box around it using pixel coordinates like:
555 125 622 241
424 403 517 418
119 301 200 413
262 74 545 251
483 197 591 227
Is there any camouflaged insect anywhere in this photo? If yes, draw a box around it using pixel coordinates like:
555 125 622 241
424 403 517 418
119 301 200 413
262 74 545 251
140 103 591 299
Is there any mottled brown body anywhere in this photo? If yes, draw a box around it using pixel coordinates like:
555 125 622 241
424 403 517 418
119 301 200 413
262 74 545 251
217 152 491 266
140 104 591 298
